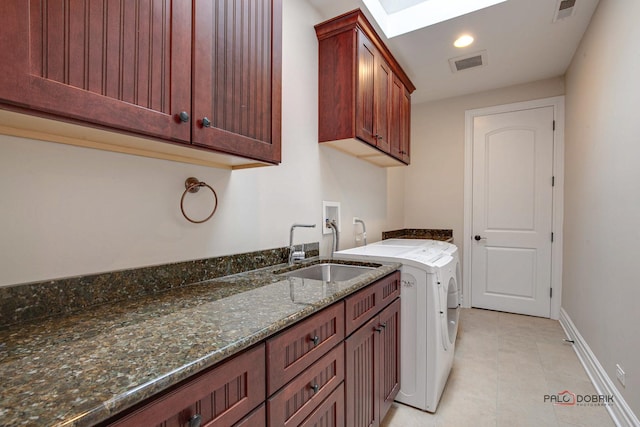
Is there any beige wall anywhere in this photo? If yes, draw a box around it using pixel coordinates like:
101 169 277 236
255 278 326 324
0 0 403 287
403 77 565 259
563 0 640 414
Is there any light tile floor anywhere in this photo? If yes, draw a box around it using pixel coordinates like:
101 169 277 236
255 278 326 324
381 308 615 427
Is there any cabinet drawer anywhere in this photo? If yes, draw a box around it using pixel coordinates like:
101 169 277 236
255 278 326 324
345 272 400 336
266 302 344 395
268 343 344 426
234 404 266 427
299 382 345 427
109 344 265 427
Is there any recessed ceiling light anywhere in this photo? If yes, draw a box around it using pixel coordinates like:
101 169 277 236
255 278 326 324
454 35 474 48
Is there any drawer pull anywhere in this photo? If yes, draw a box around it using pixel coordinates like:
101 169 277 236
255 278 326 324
310 383 320 393
189 414 202 427
311 335 320 346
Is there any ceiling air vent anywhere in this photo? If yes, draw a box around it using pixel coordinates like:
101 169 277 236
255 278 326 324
553 0 577 22
449 50 488 73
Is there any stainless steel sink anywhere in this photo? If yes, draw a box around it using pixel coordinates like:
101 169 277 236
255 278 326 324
280 263 375 282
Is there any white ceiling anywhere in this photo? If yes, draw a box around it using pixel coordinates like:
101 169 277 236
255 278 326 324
307 0 600 105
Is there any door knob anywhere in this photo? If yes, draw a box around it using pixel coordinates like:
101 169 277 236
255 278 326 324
474 235 487 241
202 117 211 128
178 111 190 123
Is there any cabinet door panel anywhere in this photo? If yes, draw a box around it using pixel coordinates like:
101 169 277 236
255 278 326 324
266 302 345 395
400 86 411 164
192 0 282 164
374 58 391 152
356 30 376 146
379 299 401 419
345 316 380 427
0 0 191 142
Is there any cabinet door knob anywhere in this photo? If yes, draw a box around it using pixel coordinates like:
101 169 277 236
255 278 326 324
189 414 202 427
311 335 320 346
474 235 487 241
374 327 383 333
202 117 211 128
178 111 190 123
310 383 320 393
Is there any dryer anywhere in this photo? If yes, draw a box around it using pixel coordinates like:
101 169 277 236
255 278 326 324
335 239 461 412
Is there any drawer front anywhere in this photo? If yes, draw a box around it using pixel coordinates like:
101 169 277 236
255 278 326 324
268 343 344 427
299 382 345 427
345 272 400 336
266 302 345 395
377 271 401 309
109 344 266 427
234 404 266 427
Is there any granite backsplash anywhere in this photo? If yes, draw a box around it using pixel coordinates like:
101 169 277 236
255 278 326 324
0 242 319 328
382 228 453 241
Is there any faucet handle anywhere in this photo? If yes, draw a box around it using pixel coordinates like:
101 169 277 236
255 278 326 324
292 250 306 262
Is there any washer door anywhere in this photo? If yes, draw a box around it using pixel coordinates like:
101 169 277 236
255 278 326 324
441 275 460 351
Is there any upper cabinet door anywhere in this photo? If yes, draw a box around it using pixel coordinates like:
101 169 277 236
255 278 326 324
0 0 192 143
374 56 391 153
192 0 282 164
356 30 376 147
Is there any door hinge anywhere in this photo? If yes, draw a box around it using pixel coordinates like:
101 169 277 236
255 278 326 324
552 176 555 187
551 232 554 242
553 120 556 131
550 288 553 298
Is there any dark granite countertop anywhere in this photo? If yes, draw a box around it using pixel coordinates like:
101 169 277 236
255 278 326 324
0 258 400 427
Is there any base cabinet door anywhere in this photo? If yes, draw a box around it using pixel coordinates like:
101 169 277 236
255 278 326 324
345 292 401 427
379 299 401 417
345 316 380 427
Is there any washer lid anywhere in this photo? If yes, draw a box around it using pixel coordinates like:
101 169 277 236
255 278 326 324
336 244 415 258
402 247 450 266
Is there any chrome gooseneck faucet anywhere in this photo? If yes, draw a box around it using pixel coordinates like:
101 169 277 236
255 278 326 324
354 218 367 246
289 223 316 265
326 219 339 258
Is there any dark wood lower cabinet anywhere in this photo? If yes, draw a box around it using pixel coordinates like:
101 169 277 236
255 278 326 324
345 297 400 427
104 272 399 427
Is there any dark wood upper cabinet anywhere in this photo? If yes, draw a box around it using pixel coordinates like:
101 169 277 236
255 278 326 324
192 0 282 164
0 0 281 167
315 9 415 167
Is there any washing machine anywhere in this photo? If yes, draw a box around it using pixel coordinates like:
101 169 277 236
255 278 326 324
335 239 461 412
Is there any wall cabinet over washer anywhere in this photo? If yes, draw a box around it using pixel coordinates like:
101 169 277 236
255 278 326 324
315 9 415 167
0 0 282 168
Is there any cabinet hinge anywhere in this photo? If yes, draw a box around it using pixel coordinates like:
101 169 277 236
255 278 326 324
551 232 554 242
553 120 556 131
552 176 555 186
550 288 553 298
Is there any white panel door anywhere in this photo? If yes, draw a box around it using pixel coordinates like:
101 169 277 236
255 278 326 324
471 106 554 317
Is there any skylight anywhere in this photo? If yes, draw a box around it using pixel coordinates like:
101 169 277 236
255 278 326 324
363 0 508 38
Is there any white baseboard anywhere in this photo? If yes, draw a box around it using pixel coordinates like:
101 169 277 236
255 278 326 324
559 308 640 427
